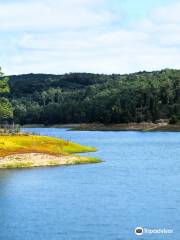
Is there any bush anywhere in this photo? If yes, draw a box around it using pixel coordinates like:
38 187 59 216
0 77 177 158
169 115 179 124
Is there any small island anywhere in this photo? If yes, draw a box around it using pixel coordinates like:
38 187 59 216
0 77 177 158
0 134 100 169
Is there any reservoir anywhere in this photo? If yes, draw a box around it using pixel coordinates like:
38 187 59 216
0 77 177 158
0 128 179 239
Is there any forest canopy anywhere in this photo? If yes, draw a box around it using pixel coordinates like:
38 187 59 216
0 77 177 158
4 69 180 125
0 69 13 122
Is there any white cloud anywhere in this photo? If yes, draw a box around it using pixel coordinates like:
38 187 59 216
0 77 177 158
0 0 119 31
152 1 180 24
1 0 180 74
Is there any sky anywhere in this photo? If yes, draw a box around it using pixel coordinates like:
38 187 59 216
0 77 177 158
1 0 180 75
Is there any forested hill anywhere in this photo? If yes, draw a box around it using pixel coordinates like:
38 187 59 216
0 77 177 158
8 69 180 124
9 73 109 96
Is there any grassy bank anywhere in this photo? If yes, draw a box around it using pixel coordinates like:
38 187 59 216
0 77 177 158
0 135 101 169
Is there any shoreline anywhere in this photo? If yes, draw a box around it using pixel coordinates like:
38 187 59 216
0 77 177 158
22 123 180 131
0 153 101 169
0 135 101 169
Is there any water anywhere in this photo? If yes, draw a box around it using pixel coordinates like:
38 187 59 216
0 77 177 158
0 128 180 240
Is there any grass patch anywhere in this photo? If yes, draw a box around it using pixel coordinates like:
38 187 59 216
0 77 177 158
0 135 96 157
2 162 33 169
72 156 102 165
0 135 101 169
48 160 59 166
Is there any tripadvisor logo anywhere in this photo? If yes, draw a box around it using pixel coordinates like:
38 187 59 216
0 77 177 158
135 227 144 236
134 226 173 236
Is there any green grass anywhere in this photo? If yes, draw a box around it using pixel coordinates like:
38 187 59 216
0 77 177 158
0 135 96 157
1 162 33 169
72 156 102 165
0 134 101 169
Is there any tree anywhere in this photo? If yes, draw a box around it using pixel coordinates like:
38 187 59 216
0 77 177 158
0 68 13 122
0 98 13 121
7 69 180 124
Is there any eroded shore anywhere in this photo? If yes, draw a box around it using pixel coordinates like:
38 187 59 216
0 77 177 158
69 123 180 131
23 123 180 131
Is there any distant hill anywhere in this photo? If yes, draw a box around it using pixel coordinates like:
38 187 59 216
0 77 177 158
9 73 108 96
6 69 180 124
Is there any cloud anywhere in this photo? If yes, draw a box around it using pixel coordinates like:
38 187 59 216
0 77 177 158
1 0 180 74
0 0 120 31
152 1 180 24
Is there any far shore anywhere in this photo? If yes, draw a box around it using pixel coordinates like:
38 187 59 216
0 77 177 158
22 123 180 131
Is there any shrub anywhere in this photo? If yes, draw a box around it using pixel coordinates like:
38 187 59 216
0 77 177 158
169 115 179 124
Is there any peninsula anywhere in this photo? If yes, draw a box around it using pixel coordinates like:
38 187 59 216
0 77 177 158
0 134 100 169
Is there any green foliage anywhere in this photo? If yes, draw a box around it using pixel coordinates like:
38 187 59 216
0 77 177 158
169 115 179 124
0 98 13 120
0 68 13 122
7 69 180 124
0 68 10 94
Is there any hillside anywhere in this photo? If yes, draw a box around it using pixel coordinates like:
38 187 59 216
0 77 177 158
7 69 180 125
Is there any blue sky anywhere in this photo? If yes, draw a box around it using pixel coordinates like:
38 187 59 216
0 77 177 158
122 0 173 18
0 0 180 74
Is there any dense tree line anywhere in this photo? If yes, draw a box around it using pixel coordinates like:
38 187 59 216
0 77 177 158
5 69 180 125
0 68 13 123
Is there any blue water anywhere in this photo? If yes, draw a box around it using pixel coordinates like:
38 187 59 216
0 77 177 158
0 128 180 240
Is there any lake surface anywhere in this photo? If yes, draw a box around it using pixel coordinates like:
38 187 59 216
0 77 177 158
0 128 180 240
